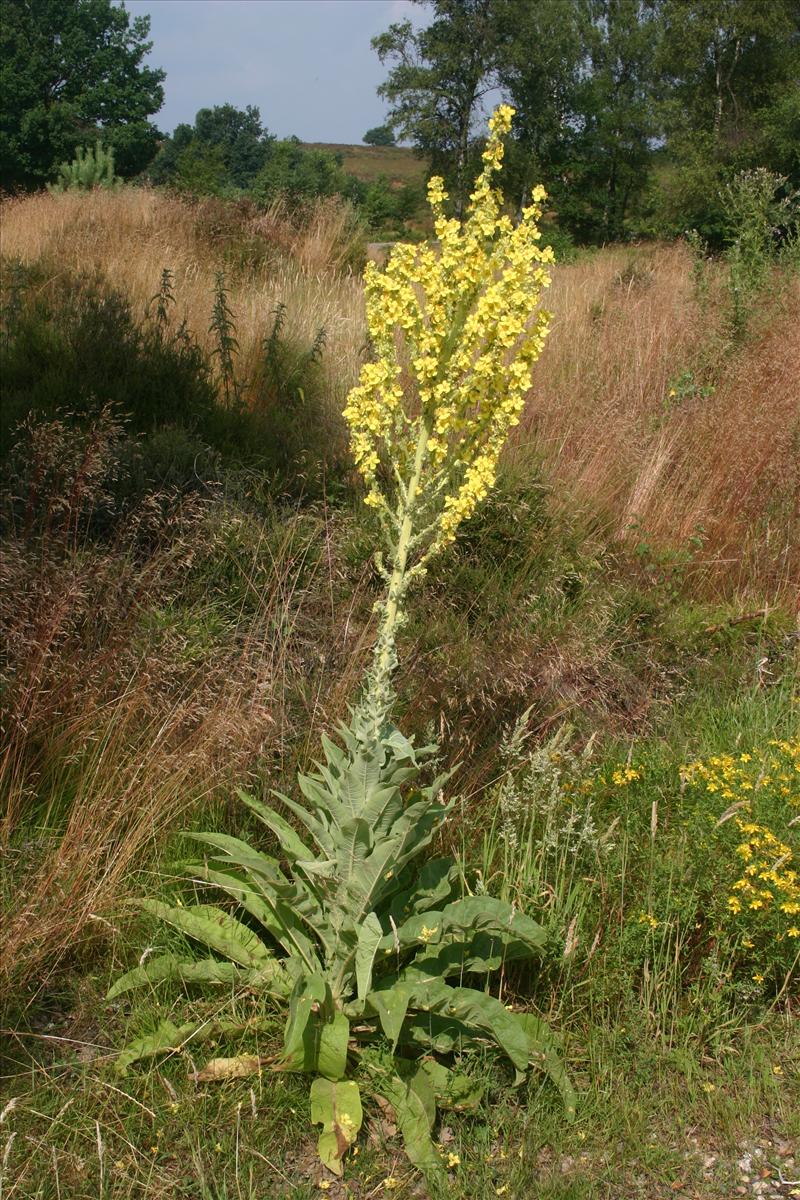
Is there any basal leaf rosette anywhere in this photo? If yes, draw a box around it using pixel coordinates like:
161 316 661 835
343 104 554 565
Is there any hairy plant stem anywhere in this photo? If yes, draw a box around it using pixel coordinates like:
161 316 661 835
360 417 431 731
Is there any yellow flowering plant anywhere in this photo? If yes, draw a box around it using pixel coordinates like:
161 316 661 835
683 738 800 990
345 102 553 720
109 106 571 1183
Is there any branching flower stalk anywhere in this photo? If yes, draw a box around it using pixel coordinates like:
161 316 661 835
347 104 554 726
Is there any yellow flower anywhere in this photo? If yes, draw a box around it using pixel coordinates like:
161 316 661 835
419 924 439 944
446 1152 461 1168
752 972 764 983
318 1184 332 1192
343 104 552 560
700 1081 716 1093
772 1064 783 1075
382 1180 401 1191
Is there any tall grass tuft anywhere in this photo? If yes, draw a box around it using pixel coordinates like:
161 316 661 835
0 410 367 1013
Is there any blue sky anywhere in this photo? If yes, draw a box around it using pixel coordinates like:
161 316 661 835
124 0 427 142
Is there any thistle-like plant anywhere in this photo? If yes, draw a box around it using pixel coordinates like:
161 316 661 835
109 105 571 1181
209 270 240 407
147 267 176 333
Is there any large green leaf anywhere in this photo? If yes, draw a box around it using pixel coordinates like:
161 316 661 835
371 1073 444 1181
137 901 270 969
405 979 530 1074
384 856 459 923
395 1011 473 1055
334 815 373 885
317 1010 350 1081
355 912 383 1000
190 841 326 968
381 896 546 958
114 1017 253 1075
406 1062 436 1128
115 1019 199 1075
235 788 313 863
280 972 326 1072
106 954 282 1001
415 1059 484 1111
271 787 334 857
191 861 316 957
516 1011 577 1119
364 982 412 1050
186 831 284 877
309 1077 362 1176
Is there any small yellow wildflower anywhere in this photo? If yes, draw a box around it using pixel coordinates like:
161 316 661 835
382 1179 401 1192
752 972 764 983
446 1152 461 1168
772 1064 783 1075
419 924 439 943
700 1082 716 1093
318 1183 332 1192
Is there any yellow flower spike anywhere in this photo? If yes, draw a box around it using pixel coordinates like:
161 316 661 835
344 106 553 720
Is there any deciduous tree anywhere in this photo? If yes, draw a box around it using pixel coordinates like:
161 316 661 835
0 0 165 189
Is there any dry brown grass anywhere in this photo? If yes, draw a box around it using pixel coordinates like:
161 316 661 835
2 189 796 603
0 187 367 412
519 242 800 601
0 412 369 1008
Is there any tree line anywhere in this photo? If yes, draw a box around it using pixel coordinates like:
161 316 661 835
1 0 797 246
374 0 799 243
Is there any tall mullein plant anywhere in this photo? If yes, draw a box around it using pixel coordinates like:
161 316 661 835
349 105 553 727
110 107 572 1182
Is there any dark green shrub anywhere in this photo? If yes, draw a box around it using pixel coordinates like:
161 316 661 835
0 264 218 441
250 140 349 204
0 263 351 505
